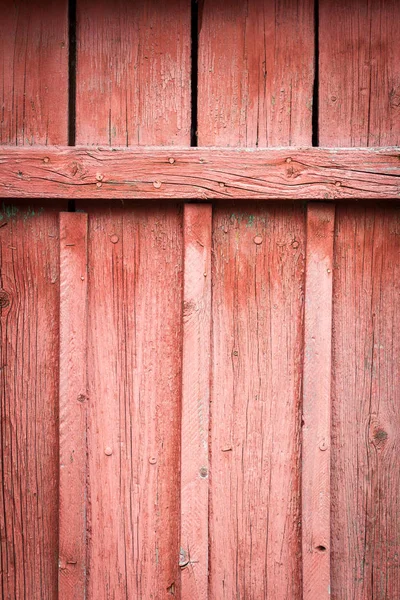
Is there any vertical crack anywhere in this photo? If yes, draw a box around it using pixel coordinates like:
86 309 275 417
68 0 77 148
191 0 199 147
312 0 319 147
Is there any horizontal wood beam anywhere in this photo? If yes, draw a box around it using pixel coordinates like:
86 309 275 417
0 146 399 200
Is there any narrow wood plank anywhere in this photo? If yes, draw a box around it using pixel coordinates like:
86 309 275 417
86 205 183 599
0 202 61 599
210 203 305 599
76 0 191 145
59 213 88 599
180 204 212 599
302 203 335 600
331 205 400 599
1 146 400 200
319 0 400 146
198 0 314 146
0 0 68 145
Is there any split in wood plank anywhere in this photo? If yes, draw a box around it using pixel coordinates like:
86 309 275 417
0 147 399 200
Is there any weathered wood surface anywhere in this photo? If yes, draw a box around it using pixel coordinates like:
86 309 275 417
0 0 68 145
1 147 399 200
59 213 88 599
198 0 314 146
76 0 191 145
331 205 400 599
302 204 335 600
85 205 183 599
0 203 61 599
180 204 212 599
319 0 400 146
210 204 305 599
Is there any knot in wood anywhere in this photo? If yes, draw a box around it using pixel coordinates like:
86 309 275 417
0 290 10 308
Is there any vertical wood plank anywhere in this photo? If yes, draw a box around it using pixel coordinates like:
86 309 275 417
181 204 212 599
198 0 314 146
59 213 88 599
76 0 191 145
86 205 183 599
210 203 305 599
0 203 61 599
0 0 68 145
331 206 400 600
302 203 335 600
319 0 400 146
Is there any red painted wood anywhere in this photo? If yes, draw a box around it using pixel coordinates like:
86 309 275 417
302 203 335 600
198 0 314 146
181 204 212 599
0 202 61 599
331 205 400 599
1 146 400 201
76 0 191 145
59 213 88 599
210 203 305 599
0 0 68 145
319 0 400 146
85 205 183 599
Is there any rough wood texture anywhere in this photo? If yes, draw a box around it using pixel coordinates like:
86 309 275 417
331 205 400 599
86 205 183 599
1 146 399 200
59 213 88 599
198 0 314 146
180 204 212 599
302 204 335 600
0 0 68 145
210 203 305 599
319 0 400 146
76 0 191 145
0 203 61 599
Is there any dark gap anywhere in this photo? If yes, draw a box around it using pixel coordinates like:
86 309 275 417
68 0 77 146
67 199 76 212
190 0 199 147
312 0 319 146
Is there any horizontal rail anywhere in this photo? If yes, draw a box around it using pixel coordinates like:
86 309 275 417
0 146 399 200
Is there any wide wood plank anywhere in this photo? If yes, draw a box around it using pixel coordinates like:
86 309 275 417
331 205 400 599
0 0 68 145
302 204 335 600
1 146 399 200
180 204 212 599
76 0 191 145
0 203 61 599
210 203 305 599
86 204 183 599
59 213 88 599
198 0 314 146
319 0 400 146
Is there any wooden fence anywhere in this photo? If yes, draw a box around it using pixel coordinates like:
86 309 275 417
0 1 399 598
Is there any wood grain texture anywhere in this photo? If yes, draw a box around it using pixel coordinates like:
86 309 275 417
331 205 400 599
180 204 212 599
319 0 400 146
210 203 305 599
76 0 191 145
1 146 400 200
198 0 314 146
59 213 88 599
302 204 335 600
0 0 68 145
0 203 61 599
86 205 183 599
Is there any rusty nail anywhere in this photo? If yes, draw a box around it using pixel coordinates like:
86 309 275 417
153 180 162 189
319 441 328 451
254 235 263 245
199 467 208 478
335 181 341 187
149 457 157 464
96 182 102 188
291 240 299 249
43 157 50 163
104 447 113 456
110 234 119 244
168 157 175 164
96 173 104 182
286 157 292 163
219 182 225 188
233 350 239 356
